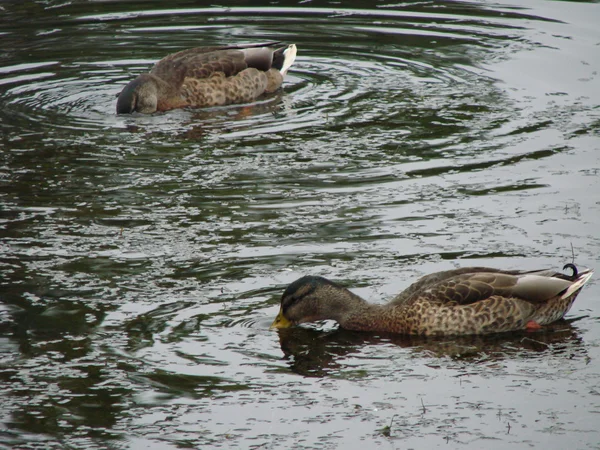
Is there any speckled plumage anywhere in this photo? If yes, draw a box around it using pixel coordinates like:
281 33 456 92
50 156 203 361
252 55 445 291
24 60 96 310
116 42 297 114
271 265 593 336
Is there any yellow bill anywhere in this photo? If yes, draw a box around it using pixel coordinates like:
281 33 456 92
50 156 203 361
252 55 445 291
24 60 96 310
270 307 292 329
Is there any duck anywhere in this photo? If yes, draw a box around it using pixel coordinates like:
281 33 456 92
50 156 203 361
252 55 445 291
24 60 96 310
270 264 593 336
116 42 297 114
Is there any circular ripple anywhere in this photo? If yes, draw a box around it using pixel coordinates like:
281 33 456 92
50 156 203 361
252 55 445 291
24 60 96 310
0 5 511 137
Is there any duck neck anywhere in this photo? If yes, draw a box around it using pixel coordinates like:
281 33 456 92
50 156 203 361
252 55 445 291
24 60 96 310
151 75 186 110
328 291 402 333
325 289 385 331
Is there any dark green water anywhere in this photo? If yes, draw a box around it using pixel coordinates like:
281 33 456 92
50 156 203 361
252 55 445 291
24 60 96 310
1 0 599 448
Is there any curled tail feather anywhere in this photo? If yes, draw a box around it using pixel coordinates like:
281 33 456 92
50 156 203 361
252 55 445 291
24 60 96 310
561 269 593 299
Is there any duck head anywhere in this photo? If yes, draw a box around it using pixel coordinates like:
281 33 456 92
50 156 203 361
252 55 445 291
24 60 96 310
116 74 160 114
271 276 363 329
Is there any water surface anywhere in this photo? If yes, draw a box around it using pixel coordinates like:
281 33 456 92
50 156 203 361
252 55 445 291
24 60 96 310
1 0 600 448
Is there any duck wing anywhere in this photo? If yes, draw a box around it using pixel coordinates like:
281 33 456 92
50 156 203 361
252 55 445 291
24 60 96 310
390 267 517 305
392 267 583 306
150 42 284 88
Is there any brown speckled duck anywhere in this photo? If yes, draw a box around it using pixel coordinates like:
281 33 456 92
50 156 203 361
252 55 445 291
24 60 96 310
116 42 297 114
271 264 593 336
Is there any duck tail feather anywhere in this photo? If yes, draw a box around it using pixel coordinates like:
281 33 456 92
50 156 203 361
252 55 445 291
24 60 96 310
561 269 593 299
277 44 297 76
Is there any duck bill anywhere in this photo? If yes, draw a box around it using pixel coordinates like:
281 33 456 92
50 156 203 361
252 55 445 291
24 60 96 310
270 308 292 329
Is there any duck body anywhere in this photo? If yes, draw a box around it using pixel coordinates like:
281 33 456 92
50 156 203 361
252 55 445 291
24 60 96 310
271 265 593 336
116 42 297 114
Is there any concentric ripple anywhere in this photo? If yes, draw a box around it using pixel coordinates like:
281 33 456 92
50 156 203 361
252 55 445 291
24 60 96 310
1 5 524 135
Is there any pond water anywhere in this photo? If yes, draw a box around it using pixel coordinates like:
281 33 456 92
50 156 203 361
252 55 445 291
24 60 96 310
1 0 600 448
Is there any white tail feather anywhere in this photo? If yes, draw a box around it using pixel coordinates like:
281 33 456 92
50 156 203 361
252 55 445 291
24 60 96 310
280 44 297 76
561 269 594 299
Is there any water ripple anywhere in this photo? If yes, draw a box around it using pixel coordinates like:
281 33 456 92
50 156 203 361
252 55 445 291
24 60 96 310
0 5 517 136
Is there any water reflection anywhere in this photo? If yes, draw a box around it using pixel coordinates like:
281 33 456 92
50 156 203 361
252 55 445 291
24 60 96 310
276 319 587 377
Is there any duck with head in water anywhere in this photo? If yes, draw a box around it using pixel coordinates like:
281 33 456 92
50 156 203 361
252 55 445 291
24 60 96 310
116 42 297 114
271 264 593 336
